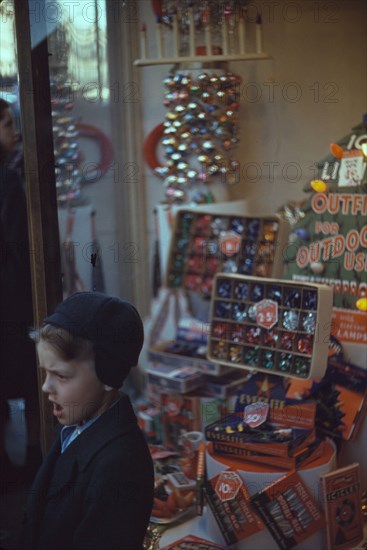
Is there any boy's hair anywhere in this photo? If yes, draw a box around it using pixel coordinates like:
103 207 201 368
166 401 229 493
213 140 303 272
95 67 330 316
29 324 94 362
30 292 144 388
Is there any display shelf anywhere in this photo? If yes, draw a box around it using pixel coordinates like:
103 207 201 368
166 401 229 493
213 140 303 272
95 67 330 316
134 52 271 66
136 6 270 68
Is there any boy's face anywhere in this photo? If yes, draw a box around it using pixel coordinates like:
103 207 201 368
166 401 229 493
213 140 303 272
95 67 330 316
37 340 111 426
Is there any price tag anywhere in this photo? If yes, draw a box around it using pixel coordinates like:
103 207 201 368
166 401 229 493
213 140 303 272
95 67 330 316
244 402 269 428
255 299 278 329
219 231 241 256
215 471 243 502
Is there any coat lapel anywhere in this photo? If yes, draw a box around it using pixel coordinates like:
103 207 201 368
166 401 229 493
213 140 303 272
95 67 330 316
75 393 138 471
24 435 62 549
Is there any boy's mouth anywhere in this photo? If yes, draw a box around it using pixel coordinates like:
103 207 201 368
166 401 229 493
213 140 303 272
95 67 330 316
52 403 63 418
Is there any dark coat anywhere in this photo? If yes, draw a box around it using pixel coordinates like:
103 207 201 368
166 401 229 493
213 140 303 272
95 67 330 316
0 164 37 400
22 394 155 550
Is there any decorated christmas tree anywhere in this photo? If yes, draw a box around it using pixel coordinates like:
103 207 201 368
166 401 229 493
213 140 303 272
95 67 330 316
283 117 367 345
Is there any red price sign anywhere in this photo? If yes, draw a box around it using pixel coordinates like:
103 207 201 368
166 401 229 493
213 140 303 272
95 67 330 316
166 395 183 417
219 231 241 256
244 402 269 428
215 471 243 502
255 299 278 329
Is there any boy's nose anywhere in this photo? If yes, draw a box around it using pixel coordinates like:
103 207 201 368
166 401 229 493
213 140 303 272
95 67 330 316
42 376 54 394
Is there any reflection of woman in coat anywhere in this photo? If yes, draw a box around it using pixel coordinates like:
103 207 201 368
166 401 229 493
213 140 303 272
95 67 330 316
0 98 41 479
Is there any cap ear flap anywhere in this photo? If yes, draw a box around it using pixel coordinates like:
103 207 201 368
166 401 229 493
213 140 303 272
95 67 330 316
94 347 129 389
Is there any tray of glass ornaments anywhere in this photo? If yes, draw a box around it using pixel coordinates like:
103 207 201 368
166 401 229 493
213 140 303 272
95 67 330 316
166 210 290 299
207 274 333 380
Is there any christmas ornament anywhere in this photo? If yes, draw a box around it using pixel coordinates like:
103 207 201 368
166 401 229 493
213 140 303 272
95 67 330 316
278 353 293 373
262 350 275 369
310 261 324 274
284 290 301 309
356 297 367 312
281 332 295 351
217 279 231 297
154 69 241 202
50 78 82 203
232 303 247 321
282 310 299 331
234 281 248 300
310 179 328 193
295 228 310 240
301 312 316 333
215 301 231 318
330 143 344 158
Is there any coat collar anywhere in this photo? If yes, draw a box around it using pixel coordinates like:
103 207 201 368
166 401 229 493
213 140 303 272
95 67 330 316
71 392 137 471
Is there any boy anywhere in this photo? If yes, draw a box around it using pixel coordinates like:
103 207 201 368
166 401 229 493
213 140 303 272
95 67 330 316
23 291 154 550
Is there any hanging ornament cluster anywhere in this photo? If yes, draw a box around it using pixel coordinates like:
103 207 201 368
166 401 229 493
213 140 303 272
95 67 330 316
50 78 83 204
155 70 241 202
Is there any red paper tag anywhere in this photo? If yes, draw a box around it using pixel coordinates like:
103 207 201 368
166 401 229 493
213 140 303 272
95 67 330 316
243 402 269 428
166 395 184 417
215 471 243 502
255 299 278 329
219 231 241 256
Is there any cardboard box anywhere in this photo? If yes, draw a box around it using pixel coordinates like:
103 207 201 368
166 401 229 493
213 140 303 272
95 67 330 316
205 413 316 458
250 470 325 549
161 392 201 452
204 470 264 545
147 363 204 394
321 463 363 550
166 210 290 299
201 370 251 398
210 439 323 470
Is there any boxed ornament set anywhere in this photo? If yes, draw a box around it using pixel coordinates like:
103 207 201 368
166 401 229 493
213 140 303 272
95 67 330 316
207 273 333 379
166 210 290 298
249 470 326 550
321 463 363 550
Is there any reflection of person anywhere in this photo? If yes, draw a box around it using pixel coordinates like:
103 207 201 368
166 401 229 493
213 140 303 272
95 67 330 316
0 98 41 480
23 292 154 550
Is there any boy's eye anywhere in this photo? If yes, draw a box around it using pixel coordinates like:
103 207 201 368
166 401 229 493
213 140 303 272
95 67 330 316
56 374 67 380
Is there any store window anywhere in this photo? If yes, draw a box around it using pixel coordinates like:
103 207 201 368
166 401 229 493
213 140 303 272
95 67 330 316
1 0 149 454
1 0 129 299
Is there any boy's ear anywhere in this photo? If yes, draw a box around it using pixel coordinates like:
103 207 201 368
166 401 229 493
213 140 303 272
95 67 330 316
103 384 114 391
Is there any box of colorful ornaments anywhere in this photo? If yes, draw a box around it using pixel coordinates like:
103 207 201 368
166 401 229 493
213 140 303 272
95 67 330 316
166 210 290 297
207 274 334 380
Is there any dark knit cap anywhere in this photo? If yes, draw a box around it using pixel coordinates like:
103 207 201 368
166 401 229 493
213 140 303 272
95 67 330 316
44 292 144 388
